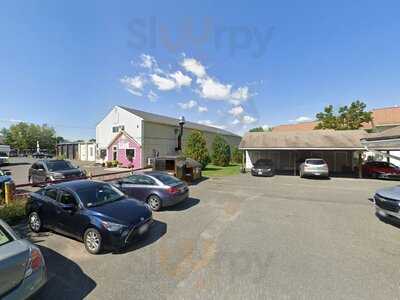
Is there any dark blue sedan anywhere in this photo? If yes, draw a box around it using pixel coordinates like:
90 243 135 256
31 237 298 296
113 172 189 211
26 180 153 254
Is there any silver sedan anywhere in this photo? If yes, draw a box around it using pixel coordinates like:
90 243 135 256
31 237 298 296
0 219 47 299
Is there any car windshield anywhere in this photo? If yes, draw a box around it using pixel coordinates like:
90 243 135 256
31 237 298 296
0 152 8 157
152 173 181 185
254 160 273 167
46 160 74 172
0 225 13 247
306 159 325 165
76 183 125 207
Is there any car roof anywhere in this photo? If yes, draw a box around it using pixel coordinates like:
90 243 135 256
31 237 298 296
50 180 105 191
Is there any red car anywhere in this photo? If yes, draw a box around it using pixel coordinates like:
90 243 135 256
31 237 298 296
362 161 400 179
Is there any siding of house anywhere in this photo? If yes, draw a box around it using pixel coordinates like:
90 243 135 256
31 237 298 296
142 121 241 167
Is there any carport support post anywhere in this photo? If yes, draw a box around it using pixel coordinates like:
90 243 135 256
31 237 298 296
358 151 363 179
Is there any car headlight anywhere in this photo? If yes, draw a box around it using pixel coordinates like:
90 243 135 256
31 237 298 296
101 221 126 232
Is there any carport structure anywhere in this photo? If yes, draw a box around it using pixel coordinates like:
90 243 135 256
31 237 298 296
240 130 369 177
361 126 400 164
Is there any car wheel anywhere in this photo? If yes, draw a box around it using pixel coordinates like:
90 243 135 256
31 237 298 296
147 195 162 211
371 173 378 179
84 228 102 254
28 212 42 233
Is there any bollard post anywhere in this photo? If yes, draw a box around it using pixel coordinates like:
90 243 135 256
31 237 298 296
4 182 14 205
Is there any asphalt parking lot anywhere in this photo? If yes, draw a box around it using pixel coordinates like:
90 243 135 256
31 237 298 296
22 174 400 299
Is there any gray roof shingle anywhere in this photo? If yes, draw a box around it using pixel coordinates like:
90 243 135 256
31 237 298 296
118 106 240 137
239 130 369 150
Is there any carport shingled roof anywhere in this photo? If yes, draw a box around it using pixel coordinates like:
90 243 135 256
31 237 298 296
118 106 240 137
239 130 369 150
362 125 400 141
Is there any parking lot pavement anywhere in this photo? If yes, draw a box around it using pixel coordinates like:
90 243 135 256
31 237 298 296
27 174 400 299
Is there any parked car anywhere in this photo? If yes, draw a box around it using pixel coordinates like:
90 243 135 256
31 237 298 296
299 158 329 178
26 180 153 254
28 159 85 185
251 159 275 177
0 219 47 299
112 171 189 211
32 152 53 159
362 161 400 179
0 170 14 199
373 186 400 220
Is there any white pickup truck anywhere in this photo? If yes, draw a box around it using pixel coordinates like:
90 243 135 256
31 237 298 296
0 144 10 166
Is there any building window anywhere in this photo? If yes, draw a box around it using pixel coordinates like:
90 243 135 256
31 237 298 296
112 125 125 133
126 149 135 161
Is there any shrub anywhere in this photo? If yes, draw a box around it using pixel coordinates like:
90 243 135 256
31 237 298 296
211 135 231 167
106 161 113 168
184 131 210 169
0 200 27 225
231 146 243 164
112 160 119 167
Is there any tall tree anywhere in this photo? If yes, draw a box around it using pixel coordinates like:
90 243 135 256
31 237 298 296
211 135 231 167
183 131 210 169
315 101 372 130
2 122 59 151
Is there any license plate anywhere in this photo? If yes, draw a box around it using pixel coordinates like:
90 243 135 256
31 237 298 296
138 223 149 235
314 173 320 176
258 171 263 175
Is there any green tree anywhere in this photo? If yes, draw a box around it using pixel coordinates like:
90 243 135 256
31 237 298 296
211 135 231 167
315 100 372 130
231 146 243 164
249 127 264 132
2 122 59 152
183 131 210 169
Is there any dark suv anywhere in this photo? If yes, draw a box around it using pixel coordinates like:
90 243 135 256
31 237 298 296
28 160 85 185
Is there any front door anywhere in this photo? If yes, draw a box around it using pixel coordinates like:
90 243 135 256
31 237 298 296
112 146 117 161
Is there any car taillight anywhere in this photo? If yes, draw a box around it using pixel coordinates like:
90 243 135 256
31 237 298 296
25 248 43 278
167 187 179 194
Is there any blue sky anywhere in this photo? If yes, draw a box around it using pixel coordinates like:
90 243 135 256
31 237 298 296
0 0 399 140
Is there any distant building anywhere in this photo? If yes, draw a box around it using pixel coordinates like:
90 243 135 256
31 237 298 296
96 106 241 168
56 142 96 162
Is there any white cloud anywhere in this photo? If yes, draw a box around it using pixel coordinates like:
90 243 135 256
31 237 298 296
150 74 177 91
228 106 244 117
231 86 250 102
169 71 192 87
232 119 240 125
181 57 207 78
262 124 270 130
198 105 208 113
120 75 145 96
293 116 312 123
197 77 232 100
147 90 158 102
140 54 157 69
197 120 226 129
178 100 197 110
242 115 257 124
